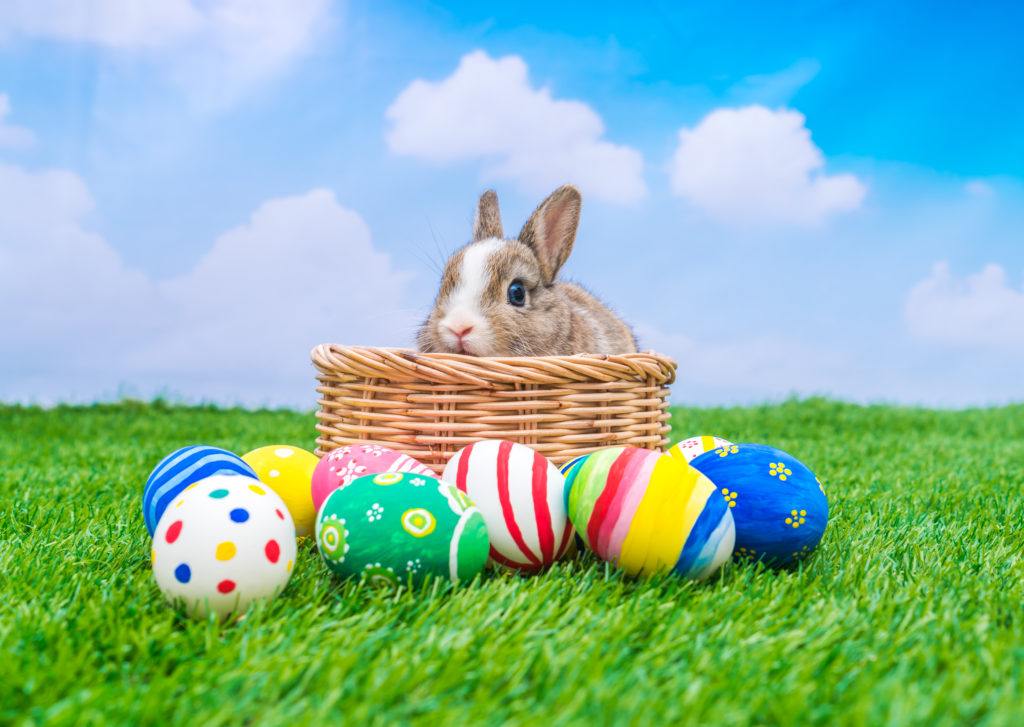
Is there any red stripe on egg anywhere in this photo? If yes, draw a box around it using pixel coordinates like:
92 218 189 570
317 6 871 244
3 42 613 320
530 449 555 564
454 444 473 493
496 441 541 568
489 546 539 572
598 449 649 558
556 516 575 558
587 448 635 560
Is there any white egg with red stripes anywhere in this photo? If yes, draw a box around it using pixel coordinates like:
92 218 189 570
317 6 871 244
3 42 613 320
442 440 573 572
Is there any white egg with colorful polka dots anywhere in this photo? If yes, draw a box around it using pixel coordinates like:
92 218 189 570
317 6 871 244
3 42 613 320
151 473 297 620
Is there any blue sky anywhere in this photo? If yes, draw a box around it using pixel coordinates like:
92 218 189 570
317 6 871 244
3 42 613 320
1 1 1022 407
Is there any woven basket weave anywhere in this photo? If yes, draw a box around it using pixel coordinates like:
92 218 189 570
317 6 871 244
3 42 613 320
311 345 677 473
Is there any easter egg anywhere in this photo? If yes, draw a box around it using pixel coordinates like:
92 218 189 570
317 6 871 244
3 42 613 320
311 443 434 513
567 447 735 580
315 472 489 587
561 454 588 505
668 435 734 463
442 440 573 572
151 474 297 619
143 445 257 536
241 445 318 538
691 443 828 565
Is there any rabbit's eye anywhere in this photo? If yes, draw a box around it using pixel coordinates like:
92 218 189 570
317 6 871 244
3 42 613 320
507 280 527 307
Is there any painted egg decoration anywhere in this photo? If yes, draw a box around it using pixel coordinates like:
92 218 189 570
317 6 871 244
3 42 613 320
558 456 590 557
567 447 735 580
690 443 828 566
151 474 297 619
443 440 574 572
143 445 257 536
669 435 735 463
242 445 318 538
315 472 489 587
311 443 434 513
561 454 591 518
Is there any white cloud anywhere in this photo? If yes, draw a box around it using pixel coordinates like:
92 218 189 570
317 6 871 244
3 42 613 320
0 160 156 369
669 105 866 226
0 164 415 405
0 0 329 107
905 262 1024 353
135 189 415 384
385 50 646 204
0 94 35 149
0 0 202 48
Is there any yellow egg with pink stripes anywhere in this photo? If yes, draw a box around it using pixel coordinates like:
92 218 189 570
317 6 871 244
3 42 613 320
668 435 734 463
563 447 735 580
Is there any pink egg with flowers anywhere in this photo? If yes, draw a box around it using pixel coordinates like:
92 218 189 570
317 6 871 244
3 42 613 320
311 443 434 512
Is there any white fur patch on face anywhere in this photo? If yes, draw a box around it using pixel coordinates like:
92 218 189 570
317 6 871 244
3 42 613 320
439 237 503 354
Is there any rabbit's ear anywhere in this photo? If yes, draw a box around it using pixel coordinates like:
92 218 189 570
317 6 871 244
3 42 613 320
518 185 581 283
473 189 504 241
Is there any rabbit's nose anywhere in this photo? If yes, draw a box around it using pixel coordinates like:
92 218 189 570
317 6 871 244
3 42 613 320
446 324 474 340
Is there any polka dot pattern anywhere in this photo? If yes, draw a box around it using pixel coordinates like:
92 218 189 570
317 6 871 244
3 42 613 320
215 542 236 561
265 540 280 563
165 520 183 544
241 445 319 539
151 474 297 620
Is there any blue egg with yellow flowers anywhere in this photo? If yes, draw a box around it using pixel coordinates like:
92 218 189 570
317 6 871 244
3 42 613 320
691 443 828 566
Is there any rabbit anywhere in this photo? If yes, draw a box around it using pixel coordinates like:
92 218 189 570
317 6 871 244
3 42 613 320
417 184 638 356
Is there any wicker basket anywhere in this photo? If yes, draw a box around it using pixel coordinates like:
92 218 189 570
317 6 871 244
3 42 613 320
311 345 677 474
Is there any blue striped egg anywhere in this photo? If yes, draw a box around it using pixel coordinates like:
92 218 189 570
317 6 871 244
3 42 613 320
691 443 828 566
143 445 257 536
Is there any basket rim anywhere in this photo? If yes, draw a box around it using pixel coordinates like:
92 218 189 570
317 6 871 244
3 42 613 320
311 344 677 387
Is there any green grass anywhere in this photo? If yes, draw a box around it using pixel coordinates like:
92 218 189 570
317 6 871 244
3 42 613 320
1 399 1022 726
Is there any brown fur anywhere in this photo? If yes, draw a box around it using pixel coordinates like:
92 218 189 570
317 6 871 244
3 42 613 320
473 189 504 241
417 185 637 356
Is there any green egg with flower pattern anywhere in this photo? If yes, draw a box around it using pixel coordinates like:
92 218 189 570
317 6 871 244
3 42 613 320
315 472 489 586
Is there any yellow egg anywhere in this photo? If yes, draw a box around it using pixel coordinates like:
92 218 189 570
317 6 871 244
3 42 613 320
241 445 319 538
